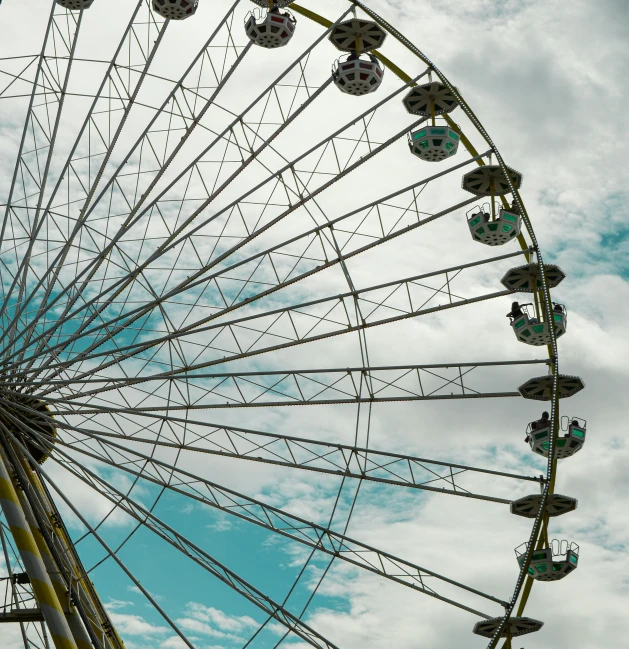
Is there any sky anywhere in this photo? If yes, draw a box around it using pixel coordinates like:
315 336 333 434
0 1 627 649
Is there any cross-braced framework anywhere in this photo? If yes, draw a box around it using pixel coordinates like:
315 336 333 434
0 2 581 649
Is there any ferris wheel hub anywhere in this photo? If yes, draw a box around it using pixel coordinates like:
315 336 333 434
0 395 56 465
473 616 544 638
501 262 566 293
462 164 523 196
511 493 578 518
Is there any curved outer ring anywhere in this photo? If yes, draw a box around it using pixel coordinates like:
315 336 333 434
291 3 562 646
3 3 561 647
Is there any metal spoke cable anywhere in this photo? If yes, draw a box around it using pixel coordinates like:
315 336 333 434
9 430 343 649
0 2 62 265
7 157 484 384
3 361 540 421
0 386 544 498
0 0 238 355
0 11 240 368
5 10 85 360
0 8 356 368
0 0 150 328
46 440 499 619
12 2 169 366
15 152 487 371
9 249 525 383
37 411 543 486
0 409 507 614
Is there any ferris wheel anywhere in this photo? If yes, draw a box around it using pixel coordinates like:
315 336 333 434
0 1 586 649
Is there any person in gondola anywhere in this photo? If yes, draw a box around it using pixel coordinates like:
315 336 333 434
506 301 524 320
526 411 550 442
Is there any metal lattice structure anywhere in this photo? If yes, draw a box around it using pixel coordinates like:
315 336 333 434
0 2 583 649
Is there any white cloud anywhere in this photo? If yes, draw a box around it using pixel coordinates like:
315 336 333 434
0 1 625 649
107 612 170 637
161 637 224 649
127 585 164 602
106 598 135 611
172 602 260 644
205 517 233 533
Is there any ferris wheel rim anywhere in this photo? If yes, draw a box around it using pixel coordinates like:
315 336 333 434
293 4 564 645
0 2 576 649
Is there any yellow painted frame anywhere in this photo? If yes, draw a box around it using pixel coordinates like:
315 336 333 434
291 2 562 645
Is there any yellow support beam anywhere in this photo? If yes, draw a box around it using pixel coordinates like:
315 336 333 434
0 446 78 649
294 0 559 637
15 485 93 649
293 3 531 261
291 4 333 28
20 456 126 649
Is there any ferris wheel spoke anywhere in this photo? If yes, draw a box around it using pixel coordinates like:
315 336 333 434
0 5 83 352
4 8 355 371
12 360 547 419
7 60 423 375
21 152 486 367
15 249 524 383
33 431 501 618
0 0 243 367
0 389 538 504
0 2 169 366
15 169 483 384
49 413 541 501
26 447 344 649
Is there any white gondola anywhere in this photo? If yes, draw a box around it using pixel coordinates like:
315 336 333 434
56 0 95 9
516 540 579 582
408 123 460 162
329 18 385 96
467 204 521 245
245 8 296 48
525 415 586 458
332 54 384 95
152 0 199 20
507 301 567 346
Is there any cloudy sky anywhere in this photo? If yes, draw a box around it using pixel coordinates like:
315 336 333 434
0 1 627 649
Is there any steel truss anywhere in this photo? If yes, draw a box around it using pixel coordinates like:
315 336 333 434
0 2 565 649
